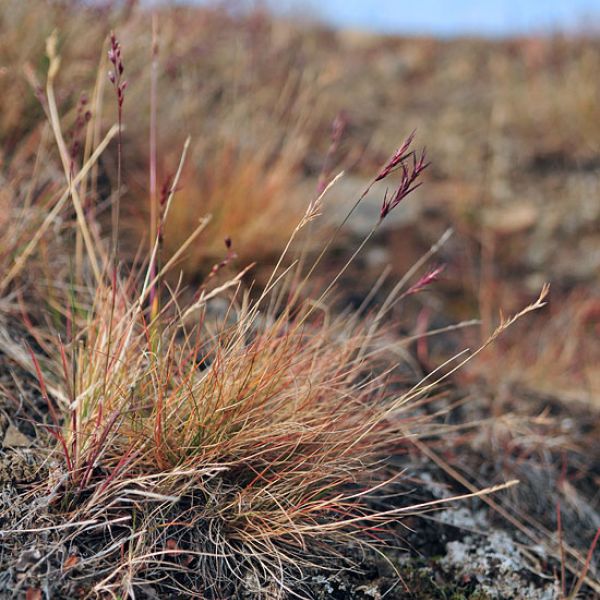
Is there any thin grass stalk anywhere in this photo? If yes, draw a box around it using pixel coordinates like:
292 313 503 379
0 124 117 294
45 32 102 285
149 14 160 321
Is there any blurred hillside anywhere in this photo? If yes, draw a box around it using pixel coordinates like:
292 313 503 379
1 0 598 399
2 2 599 283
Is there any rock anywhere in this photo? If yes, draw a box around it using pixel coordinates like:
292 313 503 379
442 531 560 600
0 452 39 483
483 203 538 235
2 424 31 448
15 547 42 572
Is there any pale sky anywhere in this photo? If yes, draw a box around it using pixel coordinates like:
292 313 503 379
207 0 600 36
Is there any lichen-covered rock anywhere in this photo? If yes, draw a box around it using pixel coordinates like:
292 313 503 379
442 531 559 600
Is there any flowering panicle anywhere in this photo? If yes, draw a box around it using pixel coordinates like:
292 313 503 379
108 32 127 108
380 146 429 220
68 92 92 167
404 264 446 297
206 237 237 281
375 130 417 182
108 31 127 257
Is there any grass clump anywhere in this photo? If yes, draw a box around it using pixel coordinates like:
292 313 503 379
32 104 438 596
46 267 424 596
4 24 550 600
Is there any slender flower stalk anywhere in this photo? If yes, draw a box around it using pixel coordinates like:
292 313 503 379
149 16 160 321
289 133 429 322
108 31 127 260
262 131 428 315
316 111 347 195
105 32 127 410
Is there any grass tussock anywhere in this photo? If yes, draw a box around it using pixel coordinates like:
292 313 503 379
7 26 542 598
26 89 433 593
35 193 534 596
44 272 421 595
0 9 570 600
